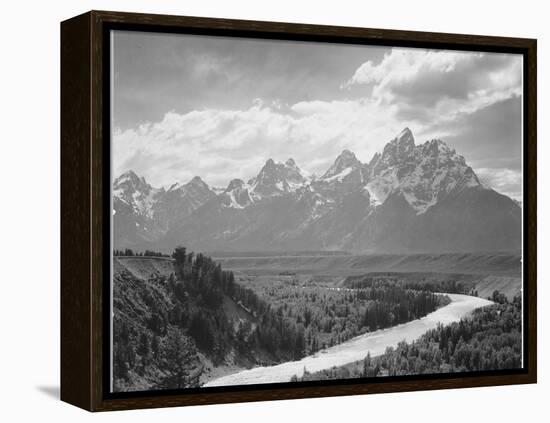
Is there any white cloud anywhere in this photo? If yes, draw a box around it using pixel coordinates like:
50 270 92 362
114 47 523 196
344 49 466 90
114 98 414 188
114 104 294 187
343 48 522 128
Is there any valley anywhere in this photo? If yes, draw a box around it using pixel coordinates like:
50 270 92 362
112 249 521 391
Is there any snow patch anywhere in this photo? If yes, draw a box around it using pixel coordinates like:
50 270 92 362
363 183 381 206
225 190 245 209
322 167 353 183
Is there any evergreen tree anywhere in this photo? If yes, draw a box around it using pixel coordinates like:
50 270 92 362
137 332 150 370
159 327 201 389
172 246 187 279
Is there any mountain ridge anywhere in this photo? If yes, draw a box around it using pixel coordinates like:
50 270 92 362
113 128 521 253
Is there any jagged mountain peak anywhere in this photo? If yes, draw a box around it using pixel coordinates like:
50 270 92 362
257 158 289 176
259 157 302 172
387 127 415 152
256 157 303 176
114 169 149 189
116 169 139 180
168 175 211 193
379 128 416 165
364 128 486 214
322 149 362 180
112 170 159 222
113 171 155 209
249 157 308 198
188 175 209 189
396 127 414 143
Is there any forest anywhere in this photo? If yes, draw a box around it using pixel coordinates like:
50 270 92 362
345 274 478 296
237 275 450 353
294 293 522 382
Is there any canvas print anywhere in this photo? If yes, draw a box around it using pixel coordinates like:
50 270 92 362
110 30 524 392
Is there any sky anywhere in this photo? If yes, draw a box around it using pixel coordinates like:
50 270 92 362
112 30 523 200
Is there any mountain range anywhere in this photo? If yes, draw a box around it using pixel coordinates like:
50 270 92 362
113 128 521 253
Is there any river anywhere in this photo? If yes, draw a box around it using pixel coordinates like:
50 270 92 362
203 293 493 387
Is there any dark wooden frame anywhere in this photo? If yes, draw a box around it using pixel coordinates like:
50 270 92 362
61 10 537 412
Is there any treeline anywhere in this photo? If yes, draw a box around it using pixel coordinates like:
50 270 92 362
238 276 450 355
295 295 522 382
113 248 170 257
346 275 473 295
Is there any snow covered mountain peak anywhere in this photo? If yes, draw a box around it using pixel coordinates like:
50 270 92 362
366 130 483 214
114 170 151 193
113 129 483 219
376 127 416 169
113 170 161 219
221 179 254 209
248 158 309 198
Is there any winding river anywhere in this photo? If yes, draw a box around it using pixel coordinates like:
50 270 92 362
204 293 493 387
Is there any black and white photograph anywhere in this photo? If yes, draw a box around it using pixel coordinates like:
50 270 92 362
110 30 524 392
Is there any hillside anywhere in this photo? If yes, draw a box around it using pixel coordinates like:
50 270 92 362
113 255 303 391
473 275 522 300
